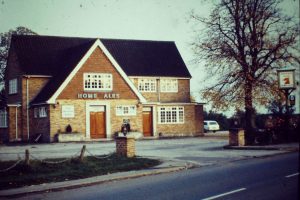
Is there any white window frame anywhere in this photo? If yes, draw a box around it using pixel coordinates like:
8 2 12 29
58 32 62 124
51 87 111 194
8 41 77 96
9 78 18 94
39 107 47 118
0 109 7 128
116 105 137 116
83 73 113 91
138 79 156 92
34 108 39 118
160 79 178 93
158 106 184 124
61 105 75 118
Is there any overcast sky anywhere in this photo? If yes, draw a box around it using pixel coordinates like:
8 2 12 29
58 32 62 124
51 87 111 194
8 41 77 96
0 0 299 113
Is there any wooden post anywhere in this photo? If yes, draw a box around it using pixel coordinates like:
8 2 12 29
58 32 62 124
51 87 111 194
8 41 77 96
79 145 86 162
25 149 30 166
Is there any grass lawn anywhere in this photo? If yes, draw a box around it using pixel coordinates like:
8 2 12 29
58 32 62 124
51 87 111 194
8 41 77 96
0 154 161 190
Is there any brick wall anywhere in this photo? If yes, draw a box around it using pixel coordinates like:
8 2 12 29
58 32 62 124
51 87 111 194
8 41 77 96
160 80 190 103
58 47 138 100
21 77 50 141
130 78 190 103
47 99 143 141
5 47 23 105
11 106 22 141
116 136 135 157
109 100 143 135
5 44 51 141
156 104 204 137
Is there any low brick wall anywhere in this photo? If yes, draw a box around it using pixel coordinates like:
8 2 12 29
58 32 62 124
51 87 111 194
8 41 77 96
116 136 135 157
229 128 245 146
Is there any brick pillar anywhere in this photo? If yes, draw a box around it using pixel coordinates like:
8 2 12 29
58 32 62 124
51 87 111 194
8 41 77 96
229 128 245 146
116 136 135 158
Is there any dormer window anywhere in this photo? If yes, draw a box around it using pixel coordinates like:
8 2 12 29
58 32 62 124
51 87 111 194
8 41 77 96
9 78 18 94
84 73 112 91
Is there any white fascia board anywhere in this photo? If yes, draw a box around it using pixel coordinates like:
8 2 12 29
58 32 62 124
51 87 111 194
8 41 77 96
142 102 204 105
129 76 191 80
47 39 146 104
7 104 21 107
23 75 52 78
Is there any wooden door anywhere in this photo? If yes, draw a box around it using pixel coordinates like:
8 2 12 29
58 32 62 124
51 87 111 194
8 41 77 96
143 111 152 137
90 111 106 139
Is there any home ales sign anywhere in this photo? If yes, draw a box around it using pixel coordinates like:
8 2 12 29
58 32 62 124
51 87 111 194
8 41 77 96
77 93 120 99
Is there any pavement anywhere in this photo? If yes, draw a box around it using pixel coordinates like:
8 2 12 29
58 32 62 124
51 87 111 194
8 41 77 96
0 134 299 198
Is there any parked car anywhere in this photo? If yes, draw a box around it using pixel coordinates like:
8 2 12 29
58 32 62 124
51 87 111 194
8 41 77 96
204 120 220 133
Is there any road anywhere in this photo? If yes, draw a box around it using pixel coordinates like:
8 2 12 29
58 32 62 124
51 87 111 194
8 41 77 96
15 152 299 200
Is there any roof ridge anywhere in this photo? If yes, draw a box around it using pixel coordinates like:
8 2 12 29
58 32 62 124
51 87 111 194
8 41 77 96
11 34 96 40
11 34 175 43
101 38 175 43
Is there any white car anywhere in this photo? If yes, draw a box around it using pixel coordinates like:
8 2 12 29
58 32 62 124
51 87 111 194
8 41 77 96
204 120 220 133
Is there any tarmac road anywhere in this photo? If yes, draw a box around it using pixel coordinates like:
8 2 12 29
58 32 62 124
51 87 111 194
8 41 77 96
12 152 299 200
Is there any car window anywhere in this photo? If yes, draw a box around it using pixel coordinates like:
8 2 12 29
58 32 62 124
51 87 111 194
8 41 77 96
209 122 217 125
204 122 207 125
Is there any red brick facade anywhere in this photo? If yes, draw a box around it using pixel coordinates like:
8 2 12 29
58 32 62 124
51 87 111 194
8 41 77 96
0 38 204 143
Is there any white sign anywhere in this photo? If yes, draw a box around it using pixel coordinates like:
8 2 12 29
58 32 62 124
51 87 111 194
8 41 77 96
104 93 120 99
62 105 75 118
78 93 97 99
278 71 295 89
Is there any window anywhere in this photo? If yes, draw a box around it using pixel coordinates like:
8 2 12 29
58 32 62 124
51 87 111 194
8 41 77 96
0 109 7 128
34 108 39 118
116 105 137 116
9 78 18 94
84 73 112 91
138 79 156 92
39 107 47 118
62 105 75 118
158 106 184 124
160 79 178 92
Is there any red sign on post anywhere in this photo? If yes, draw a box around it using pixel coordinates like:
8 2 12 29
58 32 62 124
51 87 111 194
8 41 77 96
277 69 296 89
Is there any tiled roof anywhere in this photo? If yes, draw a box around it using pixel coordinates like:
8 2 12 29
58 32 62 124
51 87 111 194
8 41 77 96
8 35 191 104
101 39 191 77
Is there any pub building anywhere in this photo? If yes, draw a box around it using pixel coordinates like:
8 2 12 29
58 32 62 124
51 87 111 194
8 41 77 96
0 35 204 142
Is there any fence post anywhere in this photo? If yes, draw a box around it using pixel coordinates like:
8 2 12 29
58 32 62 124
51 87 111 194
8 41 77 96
79 145 86 162
25 149 30 166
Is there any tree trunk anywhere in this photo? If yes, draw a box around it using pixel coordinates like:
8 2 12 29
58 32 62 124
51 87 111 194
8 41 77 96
244 79 256 145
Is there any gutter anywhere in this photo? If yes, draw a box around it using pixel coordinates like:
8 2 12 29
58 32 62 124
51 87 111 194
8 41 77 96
25 76 30 141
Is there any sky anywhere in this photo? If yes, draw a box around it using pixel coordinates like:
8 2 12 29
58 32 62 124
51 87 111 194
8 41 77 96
0 0 299 114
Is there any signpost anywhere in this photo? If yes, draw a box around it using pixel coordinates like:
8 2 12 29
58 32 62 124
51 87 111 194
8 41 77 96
277 68 296 109
277 68 296 141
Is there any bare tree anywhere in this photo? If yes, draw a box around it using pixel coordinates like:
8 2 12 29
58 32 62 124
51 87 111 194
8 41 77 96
191 0 299 144
0 26 36 85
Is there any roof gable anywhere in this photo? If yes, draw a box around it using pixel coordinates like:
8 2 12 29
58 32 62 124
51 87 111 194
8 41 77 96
47 39 146 103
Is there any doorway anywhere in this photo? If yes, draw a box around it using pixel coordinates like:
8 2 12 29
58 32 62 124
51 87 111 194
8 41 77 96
89 106 106 139
143 107 153 137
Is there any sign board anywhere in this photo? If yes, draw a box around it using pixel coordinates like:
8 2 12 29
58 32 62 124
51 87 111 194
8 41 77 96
278 69 296 89
289 95 295 106
78 93 97 99
62 105 75 118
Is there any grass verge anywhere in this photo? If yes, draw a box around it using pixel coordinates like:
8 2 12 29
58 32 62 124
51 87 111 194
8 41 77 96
0 154 161 190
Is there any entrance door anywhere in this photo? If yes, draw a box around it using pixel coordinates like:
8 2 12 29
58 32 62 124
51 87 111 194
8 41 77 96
143 107 153 137
90 107 106 139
